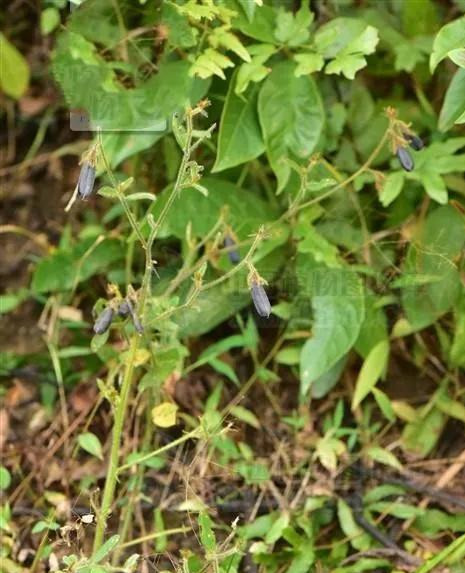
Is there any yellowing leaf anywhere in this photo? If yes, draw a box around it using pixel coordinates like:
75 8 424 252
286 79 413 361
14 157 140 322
152 402 179 428
0 33 30 99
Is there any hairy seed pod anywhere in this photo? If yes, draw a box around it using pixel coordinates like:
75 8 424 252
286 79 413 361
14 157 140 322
78 162 96 199
403 132 424 151
251 282 271 318
396 147 414 172
224 234 240 265
93 306 114 335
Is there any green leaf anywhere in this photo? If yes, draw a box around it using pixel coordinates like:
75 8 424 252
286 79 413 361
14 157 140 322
352 340 389 410
41 7 60 35
258 61 324 192
294 53 325 76
32 238 123 293
365 446 402 470
299 261 365 397
420 170 448 204
198 512 216 553
325 54 367 80
402 206 465 330
0 33 30 99
449 47 465 68
91 534 120 564
265 513 290 544
274 0 313 47
439 69 465 131
78 432 103 460
372 388 395 422
315 18 378 59
191 48 233 79
210 27 251 62
0 467 11 491
237 0 256 22
450 294 465 367
296 224 340 268
213 71 264 172
233 4 277 44
151 402 178 428
0 289 28 315
402 406 445 456
151 177 278 240
337 499 370 551
235 43 276 94
380 171 405 206
430 16 465 72
230 406 260 429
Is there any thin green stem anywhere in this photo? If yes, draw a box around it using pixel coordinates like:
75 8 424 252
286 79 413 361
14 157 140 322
117 427 202 473
92 335 140 551
119 527 191 549
97 131 147 248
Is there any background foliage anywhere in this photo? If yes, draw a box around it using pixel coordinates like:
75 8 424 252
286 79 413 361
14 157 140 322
1 1 465 572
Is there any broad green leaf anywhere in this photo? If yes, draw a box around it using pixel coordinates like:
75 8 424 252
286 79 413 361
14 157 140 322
401 0 439 36
32 238 123 293
0 33 30 99
150 177 278 240
352 340 389 410
439 69 465 131
233 4 277 44
294 53 325 76
430 16 465 72
295 224 340 268
369 502 424 519
311 355 347 399
402 206 465 330
379 171 405 206
315 18 378 59
420 170 448 204
78 432 103 460
258 61 324 192
299 259 365 397
415 509 465 536
161 2 198 48
449 47 465 67
274 0 313 47
213 71 264 172
237 0 256 22
355 293 388 358
0 467 11 490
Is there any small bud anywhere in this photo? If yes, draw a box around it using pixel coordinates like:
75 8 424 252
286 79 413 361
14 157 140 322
250 282 271 318
93 306 114 334
396 147 414 172
403 132 424 151
224 234 240 265
78 162 96 199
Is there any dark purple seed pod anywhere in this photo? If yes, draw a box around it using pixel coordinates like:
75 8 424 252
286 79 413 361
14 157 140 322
118 298 143 334
396 147 414 172
78 162 96 199
117 300 131 317
93 306 114 335
224 234 240 265
403 132 424 151
250 282 271 318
